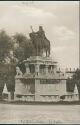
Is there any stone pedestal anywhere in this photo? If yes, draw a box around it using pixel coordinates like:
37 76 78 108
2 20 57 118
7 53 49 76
35 79 40 101
8 92 11 101
45 65 49 74
25 63 30 74
14 93 17 101
35 64 40 76
8 91 14 101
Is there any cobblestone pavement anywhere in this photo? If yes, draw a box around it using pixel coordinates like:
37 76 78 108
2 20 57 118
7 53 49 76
0 103 80 124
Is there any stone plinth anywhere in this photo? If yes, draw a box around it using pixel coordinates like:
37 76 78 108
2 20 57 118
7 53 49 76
35 78 40 101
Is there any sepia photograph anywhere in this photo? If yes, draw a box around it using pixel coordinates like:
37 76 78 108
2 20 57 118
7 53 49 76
0 1 80 124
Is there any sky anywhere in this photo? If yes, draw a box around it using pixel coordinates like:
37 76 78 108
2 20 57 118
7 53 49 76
0 1 79 70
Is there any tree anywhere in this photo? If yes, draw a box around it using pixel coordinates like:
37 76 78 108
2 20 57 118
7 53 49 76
0 30 14 100
66 68 80 100
13 33 27 48
73 69 80 100
0 30 13 61
24 39 36 58
14 47 25 62
13 33 36 61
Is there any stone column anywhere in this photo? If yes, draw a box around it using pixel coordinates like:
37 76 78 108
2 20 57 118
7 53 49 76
25 63 30 74
35 78 40 101
53 66 57 74
51 66 53 73
8 92 11 101
35 64 40 76
45 65 49 74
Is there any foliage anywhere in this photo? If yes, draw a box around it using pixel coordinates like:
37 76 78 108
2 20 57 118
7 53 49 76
66 68 80 100
0 30 13 61
73 69 80 80
13 33 36 61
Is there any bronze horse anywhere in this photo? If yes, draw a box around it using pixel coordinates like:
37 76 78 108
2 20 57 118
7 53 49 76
29 26 50 57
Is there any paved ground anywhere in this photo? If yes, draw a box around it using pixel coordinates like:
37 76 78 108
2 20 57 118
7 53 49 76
0 103 80 124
